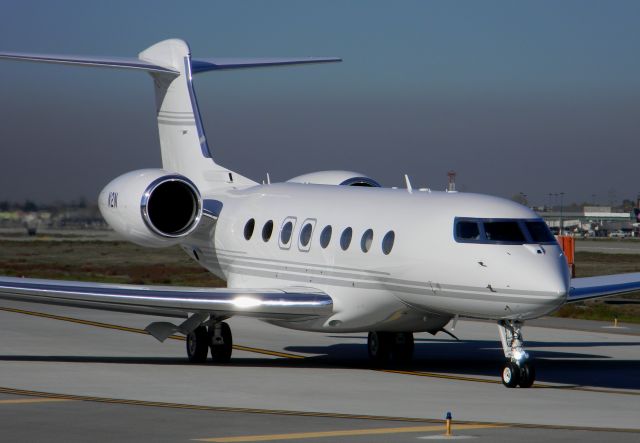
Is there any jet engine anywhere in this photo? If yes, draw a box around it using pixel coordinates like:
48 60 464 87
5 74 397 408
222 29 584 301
287 170 381 187
99 169 202 247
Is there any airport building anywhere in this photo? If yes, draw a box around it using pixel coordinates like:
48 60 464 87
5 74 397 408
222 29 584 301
539 206 639 237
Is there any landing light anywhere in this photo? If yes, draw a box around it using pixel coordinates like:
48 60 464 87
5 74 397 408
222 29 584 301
512 349 528 362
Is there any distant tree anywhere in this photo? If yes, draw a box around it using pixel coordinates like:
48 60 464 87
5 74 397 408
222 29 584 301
0 201 8 211
621 199 635 212
22 200 38 212
511 193 528 206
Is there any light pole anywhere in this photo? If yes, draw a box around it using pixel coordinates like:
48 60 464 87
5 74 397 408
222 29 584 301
559 192 565 235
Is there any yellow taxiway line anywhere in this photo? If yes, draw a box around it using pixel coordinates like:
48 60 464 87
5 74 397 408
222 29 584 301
0 397 74 405
194 424 504 442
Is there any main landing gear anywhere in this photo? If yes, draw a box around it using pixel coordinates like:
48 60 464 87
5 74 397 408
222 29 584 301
186 321 233 364
497 320 535 388
367 331 414 365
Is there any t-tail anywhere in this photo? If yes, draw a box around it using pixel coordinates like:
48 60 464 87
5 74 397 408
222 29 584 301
0 39 340 190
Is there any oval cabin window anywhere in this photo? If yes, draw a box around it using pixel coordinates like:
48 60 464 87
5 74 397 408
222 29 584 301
320 225 332 248
340 227 353 251
361 229 373 253
382 230 395 255
244 218 255 240
280 221 293 245
300 223 313 247
262 220 274 242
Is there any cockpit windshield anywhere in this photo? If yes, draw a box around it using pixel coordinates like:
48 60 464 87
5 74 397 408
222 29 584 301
484 221 526 242
454 218 556 245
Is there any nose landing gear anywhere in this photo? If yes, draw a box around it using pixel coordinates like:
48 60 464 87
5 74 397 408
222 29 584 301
497 320 535 388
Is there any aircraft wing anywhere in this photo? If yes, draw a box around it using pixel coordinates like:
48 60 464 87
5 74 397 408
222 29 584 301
568 272 640 302
0 276 332 320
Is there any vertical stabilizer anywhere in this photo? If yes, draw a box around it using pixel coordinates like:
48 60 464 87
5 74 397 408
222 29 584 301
138 39 255 189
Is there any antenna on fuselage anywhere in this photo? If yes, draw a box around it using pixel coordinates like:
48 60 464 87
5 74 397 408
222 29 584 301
404 174 413 193
266 173 271 185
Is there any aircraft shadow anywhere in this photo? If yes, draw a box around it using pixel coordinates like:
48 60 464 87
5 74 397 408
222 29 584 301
1 338 637 390
285 339 640 390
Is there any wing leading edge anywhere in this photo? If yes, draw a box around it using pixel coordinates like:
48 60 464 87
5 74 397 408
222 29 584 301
0 276 332 320
568 272 640 302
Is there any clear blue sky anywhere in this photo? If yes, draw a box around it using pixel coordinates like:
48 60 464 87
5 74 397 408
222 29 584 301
1 0 639 205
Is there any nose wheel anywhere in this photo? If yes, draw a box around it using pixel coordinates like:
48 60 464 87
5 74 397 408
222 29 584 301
497 320 536 388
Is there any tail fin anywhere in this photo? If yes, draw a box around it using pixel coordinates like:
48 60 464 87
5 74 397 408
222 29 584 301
138 39 235 188
0 39 340 190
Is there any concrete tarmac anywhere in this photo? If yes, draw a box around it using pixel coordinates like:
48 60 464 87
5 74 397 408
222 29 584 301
0 300 638 442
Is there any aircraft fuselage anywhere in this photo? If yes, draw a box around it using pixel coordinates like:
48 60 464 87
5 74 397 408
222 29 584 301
181 183 570 333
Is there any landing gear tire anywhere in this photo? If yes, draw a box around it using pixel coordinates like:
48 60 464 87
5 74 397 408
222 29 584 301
368 331 414 366
518 361 536 388
186 326 209 363
501 362 520 388
209 322 233 363
392 332 414 364
368 331 392 364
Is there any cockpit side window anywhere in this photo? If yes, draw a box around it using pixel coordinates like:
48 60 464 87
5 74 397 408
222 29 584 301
525 221 555 243
456 221 481 240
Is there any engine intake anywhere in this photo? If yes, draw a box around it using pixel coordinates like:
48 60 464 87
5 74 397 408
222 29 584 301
142 177 201 237
99 169 202 247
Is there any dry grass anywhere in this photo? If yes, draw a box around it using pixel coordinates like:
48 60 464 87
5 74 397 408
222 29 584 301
574 252 640 279
0 240 224 287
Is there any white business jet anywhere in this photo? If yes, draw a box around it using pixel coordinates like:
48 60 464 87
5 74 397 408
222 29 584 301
1 39 639 388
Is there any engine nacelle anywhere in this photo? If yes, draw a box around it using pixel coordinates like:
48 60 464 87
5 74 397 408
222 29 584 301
99 169 202 247
287 170 381 187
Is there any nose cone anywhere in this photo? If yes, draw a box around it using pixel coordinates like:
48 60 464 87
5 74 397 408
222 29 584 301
527 248 571 315
545 263 570 303
490 245 570 318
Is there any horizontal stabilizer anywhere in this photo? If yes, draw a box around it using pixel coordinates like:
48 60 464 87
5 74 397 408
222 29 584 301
0 52 178 74
191 57 341 73
0 52 340 75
